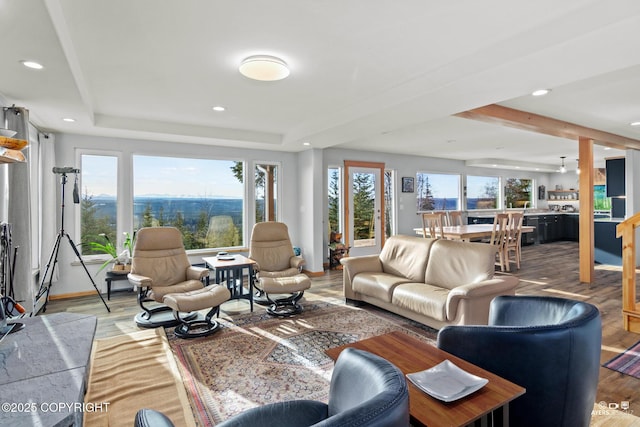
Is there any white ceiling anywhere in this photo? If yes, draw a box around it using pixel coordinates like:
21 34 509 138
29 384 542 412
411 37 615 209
2 0 639 170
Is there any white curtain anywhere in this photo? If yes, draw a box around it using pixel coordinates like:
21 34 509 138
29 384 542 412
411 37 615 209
3 107 34 313
39 133 57 287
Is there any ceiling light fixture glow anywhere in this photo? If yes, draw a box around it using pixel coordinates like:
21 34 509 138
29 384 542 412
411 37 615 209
212 106 226 112
62 118 76 122
559 156 567 174
21 60 44 70
239 55 290 81
532 89 550 96
630 121 640 126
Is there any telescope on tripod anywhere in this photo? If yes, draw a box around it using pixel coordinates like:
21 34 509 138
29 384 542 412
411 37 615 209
35 167 110 313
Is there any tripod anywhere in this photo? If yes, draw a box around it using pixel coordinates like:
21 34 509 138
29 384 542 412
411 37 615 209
36 170 110 313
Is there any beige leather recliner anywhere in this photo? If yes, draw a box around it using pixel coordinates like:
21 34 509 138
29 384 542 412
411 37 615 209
128 227 209 327
249 222 311 316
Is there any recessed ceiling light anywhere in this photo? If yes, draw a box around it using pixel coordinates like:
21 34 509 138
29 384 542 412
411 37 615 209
62 118 76 122
21 60 44 70
630 121 640 126
239 55 290 81
604 147 612 150
303 142 311 146
532 89 551 96
212 106 226 112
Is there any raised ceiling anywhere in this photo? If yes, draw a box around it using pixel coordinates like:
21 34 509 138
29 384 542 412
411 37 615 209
2 0 639 169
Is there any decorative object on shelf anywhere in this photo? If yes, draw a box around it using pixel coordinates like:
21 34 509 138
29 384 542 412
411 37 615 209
401 176 414 193
559 156 567 173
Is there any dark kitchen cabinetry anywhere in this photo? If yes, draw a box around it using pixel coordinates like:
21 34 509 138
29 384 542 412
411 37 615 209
538 215 563 244
563 215 579 241
606 157 625 197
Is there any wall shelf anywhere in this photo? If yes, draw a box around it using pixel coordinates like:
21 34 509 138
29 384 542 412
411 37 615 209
548 190 578 201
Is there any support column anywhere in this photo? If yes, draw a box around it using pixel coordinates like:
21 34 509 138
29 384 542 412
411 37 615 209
578 137 594 284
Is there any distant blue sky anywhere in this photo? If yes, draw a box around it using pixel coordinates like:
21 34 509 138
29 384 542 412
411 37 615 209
81 155 244 198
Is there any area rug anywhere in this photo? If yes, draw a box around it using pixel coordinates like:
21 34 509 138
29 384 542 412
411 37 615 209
84 328 196 427
167 299 438 426
603 340 640 379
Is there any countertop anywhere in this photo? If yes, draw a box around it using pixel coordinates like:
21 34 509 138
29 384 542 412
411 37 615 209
468 211 622 222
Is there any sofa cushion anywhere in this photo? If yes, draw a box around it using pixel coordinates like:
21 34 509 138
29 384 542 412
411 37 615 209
379 235 435 283
353 273 412 303
392 283 448 321
424 240 496 290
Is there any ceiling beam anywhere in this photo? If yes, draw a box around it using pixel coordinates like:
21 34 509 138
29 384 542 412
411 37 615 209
455 104 640 150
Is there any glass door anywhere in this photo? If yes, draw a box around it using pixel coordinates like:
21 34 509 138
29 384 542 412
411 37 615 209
344 161 384 256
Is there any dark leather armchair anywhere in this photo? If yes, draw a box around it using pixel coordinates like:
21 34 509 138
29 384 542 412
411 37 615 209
216 347 409 427
437 295 601 427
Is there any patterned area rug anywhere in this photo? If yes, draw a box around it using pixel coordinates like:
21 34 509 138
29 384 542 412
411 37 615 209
167 298 437 426
604 340 640 379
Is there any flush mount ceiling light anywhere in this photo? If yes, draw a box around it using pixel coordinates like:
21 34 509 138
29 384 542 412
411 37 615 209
559 156 567 173
239 55 290 81
532 88 551 96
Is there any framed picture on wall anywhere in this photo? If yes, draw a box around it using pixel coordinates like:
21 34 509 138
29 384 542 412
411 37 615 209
401 177 414 193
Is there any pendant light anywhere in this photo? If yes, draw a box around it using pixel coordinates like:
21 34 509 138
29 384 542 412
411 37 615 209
575 159 580 175
559 156 567 174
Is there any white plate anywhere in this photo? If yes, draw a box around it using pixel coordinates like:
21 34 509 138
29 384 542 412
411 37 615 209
406 360 488 402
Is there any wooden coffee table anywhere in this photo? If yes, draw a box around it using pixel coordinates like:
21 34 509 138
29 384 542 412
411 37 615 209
325 331 525 427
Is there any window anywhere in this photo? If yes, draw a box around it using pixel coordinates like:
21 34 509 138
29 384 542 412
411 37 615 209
505 178 533 209
416 172 460 211
133 155 244 250
328 167 342 235
80 154 118 255
384 170 395 238
255 162 279 223
466 175 499 210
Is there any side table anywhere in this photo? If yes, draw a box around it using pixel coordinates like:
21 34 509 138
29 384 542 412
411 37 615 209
105 271 132 300
203 255 256 312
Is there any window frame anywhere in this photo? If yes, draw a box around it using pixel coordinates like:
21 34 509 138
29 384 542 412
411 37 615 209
465 174 501 211
415 171 462 212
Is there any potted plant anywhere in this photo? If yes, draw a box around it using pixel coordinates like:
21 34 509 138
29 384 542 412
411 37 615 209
89 231 136 275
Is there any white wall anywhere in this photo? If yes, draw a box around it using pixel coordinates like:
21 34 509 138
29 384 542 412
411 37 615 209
50 133 301 296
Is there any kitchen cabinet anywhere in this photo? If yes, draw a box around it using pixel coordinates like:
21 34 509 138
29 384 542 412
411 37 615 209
563 215 579 241
594 220 622 265
538 215 563 243
606 158 625 197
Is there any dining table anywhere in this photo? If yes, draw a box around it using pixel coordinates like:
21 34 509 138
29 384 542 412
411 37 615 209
414 223 535 241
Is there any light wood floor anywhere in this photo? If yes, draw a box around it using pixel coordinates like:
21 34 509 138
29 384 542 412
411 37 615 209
46 241 640 417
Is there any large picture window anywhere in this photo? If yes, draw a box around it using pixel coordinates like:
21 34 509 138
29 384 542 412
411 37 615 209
416 172 460 211
80 154 119 255
466 175 499 210
133 155 244 250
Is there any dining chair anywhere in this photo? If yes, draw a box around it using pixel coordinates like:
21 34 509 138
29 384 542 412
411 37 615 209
489 213 509 272
421 212 445 239
446 211 464 227
506 212 524 270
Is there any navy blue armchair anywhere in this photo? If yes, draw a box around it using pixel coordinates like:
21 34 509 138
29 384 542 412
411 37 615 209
216 347 410 427
437 295 601 427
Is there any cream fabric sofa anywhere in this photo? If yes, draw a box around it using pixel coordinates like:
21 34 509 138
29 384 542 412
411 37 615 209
341 235 519 329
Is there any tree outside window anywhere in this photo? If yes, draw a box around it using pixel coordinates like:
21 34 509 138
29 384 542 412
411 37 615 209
416 173 460 211
505 178 532 209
